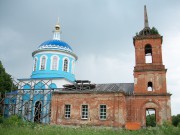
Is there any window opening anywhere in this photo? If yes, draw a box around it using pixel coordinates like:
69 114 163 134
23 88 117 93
24 102 29 116
145 44 152 63
65 105 71 118
100 105 106 120
147 82 153 91
146 109 156 127
63 59 68 72
40 56 46 70
34 101 42 123
81 105 88 119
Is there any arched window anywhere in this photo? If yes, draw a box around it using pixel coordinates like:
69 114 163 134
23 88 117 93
145 44 152 63
63 58 68 72
49 83 57 89
71 61 75 74
23 84 31 89
51 56 58 70
147 82 153 91
34 82 45 89
40 56 46 70
33 58 37 71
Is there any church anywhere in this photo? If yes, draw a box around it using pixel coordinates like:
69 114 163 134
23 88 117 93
50 6 171 128
4 6 171 128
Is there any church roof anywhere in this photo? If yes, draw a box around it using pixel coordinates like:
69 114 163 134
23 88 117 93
38 40 73 52
92 83 134 94
57 83 134 95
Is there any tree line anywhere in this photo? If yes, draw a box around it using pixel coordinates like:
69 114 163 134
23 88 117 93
0 61 17 97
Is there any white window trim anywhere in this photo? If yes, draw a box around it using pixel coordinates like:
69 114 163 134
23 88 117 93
64 104 71 119
99 104 107 120
39 55 48 70
81 104 88 120
62 57 70 72
50 55 59 70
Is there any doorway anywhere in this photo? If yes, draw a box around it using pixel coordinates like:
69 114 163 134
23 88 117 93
146 108 156 127
34 101 42 123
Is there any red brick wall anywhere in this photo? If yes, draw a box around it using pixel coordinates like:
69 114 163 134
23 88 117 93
51 92 126 127
134 70 167 94
126 95 171 126
133 36 167 94
134 37 163 66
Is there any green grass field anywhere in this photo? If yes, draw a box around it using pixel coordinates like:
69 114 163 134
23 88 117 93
0 116 180 135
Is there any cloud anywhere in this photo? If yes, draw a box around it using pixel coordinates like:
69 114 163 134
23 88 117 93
0 0 179 115
163 32 180 115
76 53 134 83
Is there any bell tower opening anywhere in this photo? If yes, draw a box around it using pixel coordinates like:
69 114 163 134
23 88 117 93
145 44 152 63
147 82 153 91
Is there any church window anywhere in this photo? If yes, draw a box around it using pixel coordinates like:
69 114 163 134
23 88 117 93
33 58 37 71
40 56 46 70
147 81 153 91
71 61 75 74
24 102 29 116
63 58 68 72
81 105 88 119
51 56 58 70
145 44 152 63
64 105 71 119
99 105 106 120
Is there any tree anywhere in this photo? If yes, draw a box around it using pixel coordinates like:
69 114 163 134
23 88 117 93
0 61 16 96
151 27 159 35
172 114 180 127
146 114 156 127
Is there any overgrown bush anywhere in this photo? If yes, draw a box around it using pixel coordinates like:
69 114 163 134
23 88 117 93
0 115 37 128
146 114 156 127
151 27 159 34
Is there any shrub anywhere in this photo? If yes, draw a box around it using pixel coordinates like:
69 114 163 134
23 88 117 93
151 27 159 34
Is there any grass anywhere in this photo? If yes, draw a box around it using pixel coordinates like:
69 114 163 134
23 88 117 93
0 116 180 135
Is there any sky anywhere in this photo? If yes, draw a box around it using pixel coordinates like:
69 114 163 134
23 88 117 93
0 0 180 115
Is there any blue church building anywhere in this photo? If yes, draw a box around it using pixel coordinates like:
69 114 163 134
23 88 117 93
7 20 78 123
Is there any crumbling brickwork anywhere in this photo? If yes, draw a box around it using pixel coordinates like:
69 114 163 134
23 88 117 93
126 95 171 126
51 93 126 127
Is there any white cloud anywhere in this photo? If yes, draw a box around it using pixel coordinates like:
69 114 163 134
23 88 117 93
163 32 180 115
76 53 134 83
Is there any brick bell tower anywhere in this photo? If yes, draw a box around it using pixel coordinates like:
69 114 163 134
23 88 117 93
133 6 167 94
125 6 171 128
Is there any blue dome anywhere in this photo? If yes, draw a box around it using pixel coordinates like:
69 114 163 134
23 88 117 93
38 40 73 52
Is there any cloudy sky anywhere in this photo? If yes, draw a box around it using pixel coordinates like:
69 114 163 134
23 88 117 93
0 0 180 115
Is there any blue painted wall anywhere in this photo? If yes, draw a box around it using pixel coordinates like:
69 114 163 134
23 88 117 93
31 53 76 81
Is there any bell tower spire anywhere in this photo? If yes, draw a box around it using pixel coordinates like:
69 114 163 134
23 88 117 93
144 5 149 28
53 17 61 40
